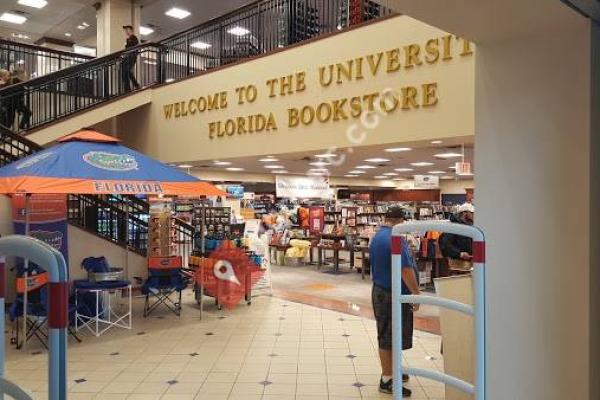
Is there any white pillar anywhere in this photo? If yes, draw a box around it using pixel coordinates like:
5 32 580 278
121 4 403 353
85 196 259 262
475 15 591 400
96 0 141 56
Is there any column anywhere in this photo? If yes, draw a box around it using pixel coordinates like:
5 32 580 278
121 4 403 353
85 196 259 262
475 14 591 400
96 0 141 56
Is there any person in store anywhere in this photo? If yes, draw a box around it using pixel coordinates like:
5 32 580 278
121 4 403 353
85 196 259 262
370 206 420 397
9 69 31 131
121 25 140 93
439 202 475 262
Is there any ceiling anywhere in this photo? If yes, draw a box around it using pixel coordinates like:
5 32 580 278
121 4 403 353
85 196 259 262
182 138 475 182
0 0 250 49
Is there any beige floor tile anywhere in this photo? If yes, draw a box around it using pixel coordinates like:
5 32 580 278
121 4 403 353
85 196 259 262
295 382 328 395
229 382 265 395
125 395 162 400
94 394 129 400
205 372 238 383
262 382 296 396
196 382 234 395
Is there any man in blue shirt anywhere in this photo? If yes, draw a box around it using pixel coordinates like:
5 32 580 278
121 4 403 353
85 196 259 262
370 207 420 396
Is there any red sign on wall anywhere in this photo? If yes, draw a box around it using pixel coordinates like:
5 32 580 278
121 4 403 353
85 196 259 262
309 207 325 235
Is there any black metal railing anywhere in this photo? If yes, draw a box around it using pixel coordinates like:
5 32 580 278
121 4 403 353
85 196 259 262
0 38 94 79
174 218 195 266
0 0 391 134
0 122 41 166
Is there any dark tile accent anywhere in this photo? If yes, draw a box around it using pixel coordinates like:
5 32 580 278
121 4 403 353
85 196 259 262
189 352 199 357
352 382 365 388
110 352 120 356
346 354 357 359
167 380 178 385
205 332 214 336
74 379 87 384
259 380 273 386
136 331 146 336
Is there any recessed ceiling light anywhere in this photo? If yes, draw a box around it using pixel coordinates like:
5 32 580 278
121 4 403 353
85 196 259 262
431 140 443 144
82 22 89 27
213 161 231 166
310 161 330 167
374 176 387 179
393 178 407 181
139 26 154 36
226 167 244 171
309 168 328 173
64 32 72 37
384 147 412 153
264 165 285 169
271 170 288 174
259 158 278 162
11 32 29 39
314 153 337 158
178 164 193 168
449 166 457 170
383 172 398 176
344 174 358 178
364 158 390 163
18 0 47 8
394 168 414 172
410 162 434 167
356 165 376 169
428 171 445 175
349 170 366 174
0 12 27 25
435 152 463 159
77 25 86 30
440 176 454 180
227 26 250 36
308 172 327 176
165 7 191 19
191 41 211 50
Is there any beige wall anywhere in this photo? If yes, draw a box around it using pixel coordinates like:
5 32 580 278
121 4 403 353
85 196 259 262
439 179 473 194
118 15 474 163
68 225 146 283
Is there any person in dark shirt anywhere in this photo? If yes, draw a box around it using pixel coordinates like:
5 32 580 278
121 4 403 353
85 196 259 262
439 202 475 262
370 206 420 397
10 69 31 131
121 25 140 92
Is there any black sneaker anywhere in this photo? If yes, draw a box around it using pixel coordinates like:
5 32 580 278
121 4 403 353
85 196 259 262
402 386 412 397
379 378 393 394
403 374 409 382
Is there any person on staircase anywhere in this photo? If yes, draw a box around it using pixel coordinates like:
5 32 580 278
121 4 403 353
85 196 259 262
121 25 140 93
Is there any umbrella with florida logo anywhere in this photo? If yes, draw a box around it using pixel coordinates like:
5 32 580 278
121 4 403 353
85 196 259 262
0 129 226 196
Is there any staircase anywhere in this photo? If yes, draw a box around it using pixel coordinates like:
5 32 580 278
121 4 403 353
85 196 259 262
0 123 194 257
0 0 392 135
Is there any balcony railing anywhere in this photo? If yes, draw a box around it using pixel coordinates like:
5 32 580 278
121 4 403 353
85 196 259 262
0 38 93 79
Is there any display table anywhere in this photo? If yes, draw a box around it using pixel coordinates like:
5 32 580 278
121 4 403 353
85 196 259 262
269 244 291 265
74 280 132 337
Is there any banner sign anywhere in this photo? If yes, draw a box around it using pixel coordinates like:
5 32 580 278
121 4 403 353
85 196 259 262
12 194 69 264
275 175 331 199
414 175 440 189
225 185 244 199
309 207 325 234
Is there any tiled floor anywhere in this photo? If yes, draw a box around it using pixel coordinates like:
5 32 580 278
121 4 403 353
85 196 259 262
5 292 445 399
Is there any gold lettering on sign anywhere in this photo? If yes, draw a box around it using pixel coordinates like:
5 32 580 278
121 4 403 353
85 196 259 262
208 113 278 139
422 83 439 107
425 39 440 64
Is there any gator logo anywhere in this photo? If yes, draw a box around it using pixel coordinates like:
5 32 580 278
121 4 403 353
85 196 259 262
16 152 55 170
30 230 63 250
83 151 138 171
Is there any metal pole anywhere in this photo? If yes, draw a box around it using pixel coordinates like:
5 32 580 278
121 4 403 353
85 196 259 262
391 235 403 400
0 256 5 400
21 193 30 350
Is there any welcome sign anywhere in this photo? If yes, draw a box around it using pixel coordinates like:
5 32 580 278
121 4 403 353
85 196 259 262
276 175 332 199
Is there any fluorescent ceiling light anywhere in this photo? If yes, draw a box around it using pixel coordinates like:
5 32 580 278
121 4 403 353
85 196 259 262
226 167 244 171
383 172 398 176
271 170 288 174
178 164 193 168
349 170 365 174
165 78 174 83
410 162 434 167
440 176 454 180
356 165 376 169
314 153 337 158
82 22 89 27
11 32 29 39
64 32 72 37
458 172 474 176
308 172 326 176
374 176 387 179
165 7 191 19
393 178 407 181
227 26 250 36
384 147 412 153
18 0 47 8
139 26 154 36
309 168 328 173
428 171 445 175
449 166 457 170
435 152 463 159
77 25 86 30
431 140 443 144
259 158 278 162
394 168 414 172
310 161 330 167
264 165 285 169
213 161 231 166
364 158 390 163
0 13 27 25
344 174 358 178
190 40 211 49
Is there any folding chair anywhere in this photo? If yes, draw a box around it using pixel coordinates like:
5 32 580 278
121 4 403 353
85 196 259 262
142 256 189 317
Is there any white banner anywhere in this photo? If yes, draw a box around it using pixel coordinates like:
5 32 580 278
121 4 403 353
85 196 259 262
414 175 440 189
276 175 331 199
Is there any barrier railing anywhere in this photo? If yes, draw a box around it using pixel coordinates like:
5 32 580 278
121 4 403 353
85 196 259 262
0 235 69 400
0 38 93 79
391 221 485 400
